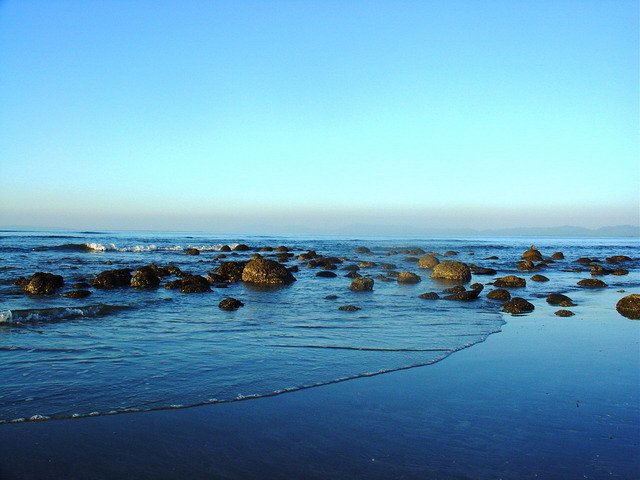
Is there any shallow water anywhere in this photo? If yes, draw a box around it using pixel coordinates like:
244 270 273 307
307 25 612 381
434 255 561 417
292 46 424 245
0 231 638 423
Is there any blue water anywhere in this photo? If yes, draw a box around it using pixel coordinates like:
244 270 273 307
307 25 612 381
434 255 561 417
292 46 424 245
0 231 638 424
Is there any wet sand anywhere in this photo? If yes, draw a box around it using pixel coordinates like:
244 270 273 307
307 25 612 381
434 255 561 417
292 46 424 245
1 289 638 479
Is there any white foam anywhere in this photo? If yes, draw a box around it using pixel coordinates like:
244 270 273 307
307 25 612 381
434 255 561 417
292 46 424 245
0 310 12 323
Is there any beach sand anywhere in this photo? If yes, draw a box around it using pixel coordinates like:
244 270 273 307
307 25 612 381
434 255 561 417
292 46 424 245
1 289 638 479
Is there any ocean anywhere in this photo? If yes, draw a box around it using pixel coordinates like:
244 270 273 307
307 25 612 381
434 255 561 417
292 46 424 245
0 231 638 425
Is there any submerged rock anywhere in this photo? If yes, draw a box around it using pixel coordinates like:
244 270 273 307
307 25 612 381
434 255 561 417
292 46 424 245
431 261 471 282
242 258 296 285
417 255 439 269
443 251 458 257
63 289 92 299
616 294 640 320
339 305 360 311
502 297 535 314
493 275 526 288
577 278 607 288
92 269 132 289
325 294 338 300
349 277 374 292
443 284 483 301
355 246 371 254
555 309 575 317
219 297 244 310
487 289 511 301
23 272 64 295
316 271 337 278
397 272 421 284
418 292 440 300
470 265 497 275
546 293 576 307
531 275 549 282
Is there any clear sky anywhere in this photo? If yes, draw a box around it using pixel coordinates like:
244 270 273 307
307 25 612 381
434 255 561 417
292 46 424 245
0 0 638 233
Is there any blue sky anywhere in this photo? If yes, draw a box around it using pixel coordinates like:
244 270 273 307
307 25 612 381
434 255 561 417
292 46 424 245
0 0 638 233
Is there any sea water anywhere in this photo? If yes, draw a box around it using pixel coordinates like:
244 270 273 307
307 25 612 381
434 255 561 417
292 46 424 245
0 231 637 423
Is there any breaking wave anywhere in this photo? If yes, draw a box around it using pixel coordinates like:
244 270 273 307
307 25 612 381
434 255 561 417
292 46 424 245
32 243 236 253
0 304 131 325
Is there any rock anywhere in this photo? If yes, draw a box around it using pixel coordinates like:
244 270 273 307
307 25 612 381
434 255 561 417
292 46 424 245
22 272 64 295
403 257 420 263
274 246 290 253
325 295 338 300
487 289 511 301
444 285 466 294
397 272 421 284
185 248 200 255
546 293 575 307
376 275 394 282
606 255 632 264
63 289 92 299
165 265 183 276
349 277 374 292
590 265 611 276
517 260 538 271
220 245 232 252
444 284 483 301
611 268 629 276
355 246 371 254
551 252 565 260
277 253 292 263
316 271 337 278
359 261 376 268
233 244 250 251
241 258 296 285
92 269 132 289
219 298 244 310
576 257 598 266
577 278 607 288
431 261 472 282
206 273 227 284
418 255 440 269
179 275 211 293
71 282 91 289
339 305 361 311
502 297 535 314
493 275 526 288
470 265 497 275
616 294 640 320
342 264 360 271
555 309 575 317
215 261 248 282
259 246 274 252
131 267 160 289
531 275 549 282
345 271 361 279
288 265 299 273
13 277 28 287
522 246 543 261
381 263 397 270
403 248 426 255
484 256 499 260
419 292 440 300
298 251 318 260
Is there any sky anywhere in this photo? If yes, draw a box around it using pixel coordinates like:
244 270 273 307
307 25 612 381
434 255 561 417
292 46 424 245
0 0 638 234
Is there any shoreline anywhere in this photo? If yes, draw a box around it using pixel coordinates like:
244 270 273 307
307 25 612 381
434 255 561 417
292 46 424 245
1 292 638 479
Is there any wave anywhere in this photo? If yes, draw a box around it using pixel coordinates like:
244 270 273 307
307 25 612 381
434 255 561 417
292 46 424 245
268 344 452 352
0 304 131 325
32 242 236 253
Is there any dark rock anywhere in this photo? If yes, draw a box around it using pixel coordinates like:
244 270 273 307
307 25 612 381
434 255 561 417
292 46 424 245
275 246 290 253
403 257 420 263
577 278 607 288
487 289 511 301
259 246 274 252
397 272 421 284
131 267 160 289
359 261 376 268
616 294 640 320
493 275 526 288
431 261 472 282
23 272 64 295
316 271 337 278
444 284 483 301
63 289 92 299
484 256 499 260
349 277 374 292
590 265 611 276
551 252 564 260
13 277 28 287
576 257 598 266
502 297 535 314
355 246 371 254
443 251 458 257
517 260 538 271
419 292 440 300
288 265 299 273
242 258 296 285
92 269 131 289
185 248 200 255
444 285 466 294
417 255 439 269
298 251 318 260
522 246 543 261
403 248 426 255
71 282 91 289
381 263 397 270
342 264 360 271
345 271 361 279
555 309 575 317
611 268 629 276
166 265 183 276
531 275 549 282
220 245 232 252
375 275 393 282
325 295 338 300
219 298 244 310
179 275 211 293
606 255 632 264
470 265 497 275
215 261 248 282
339 305 361 311
546 293 576 307
277 253 292 263
233 244 250 251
